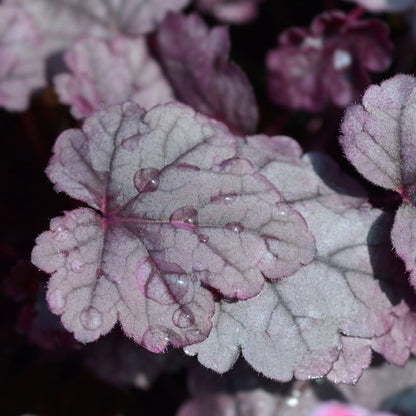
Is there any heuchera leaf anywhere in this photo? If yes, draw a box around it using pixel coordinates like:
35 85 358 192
195 0 264 24
31 101 314 351
156 12 259 134
340 74 416 290
10 0 191 56
266 11 392 111
0 3 45 111
54 36 173 119
185 148 402 382
345 0 415 12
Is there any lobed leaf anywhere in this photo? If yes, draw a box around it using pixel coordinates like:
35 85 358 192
54 36 173 119
185 151 400 381
32 101 314 350
156 12 259 134
340 74 416 290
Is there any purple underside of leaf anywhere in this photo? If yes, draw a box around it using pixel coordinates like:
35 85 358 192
0 3 45 111
156 12 259 134
54 36 173 119
32 101 314 351
9 0 191 57
185 149 407 382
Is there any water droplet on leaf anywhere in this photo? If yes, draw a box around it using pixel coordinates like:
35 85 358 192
134 168 160 192
225 221 244 234
177 163 200 172
185 328 202 343
173 306 195 328
142 325 171 353
47 289 66 314
198 234 209 243
170 206 198 232
71 260 84 273
210 193 237 205
80 307 102 330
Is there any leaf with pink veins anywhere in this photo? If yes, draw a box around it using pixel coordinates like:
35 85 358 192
54 36 173 119
32 101 314 350
185 153 397 382
0 3 45 111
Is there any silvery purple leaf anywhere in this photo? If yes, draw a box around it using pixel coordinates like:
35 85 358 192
32 101 314 351
0 3 45 111
54 36 173 119
195 0 264 24
185 153 396 381
157 12 259 134
340 74 416 290
266 11 392 111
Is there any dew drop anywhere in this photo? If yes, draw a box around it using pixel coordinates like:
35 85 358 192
122 101 139 116
71 260 84 273
53 225 70 242
185 328 202 343
164 273 190 302
47 289 66 314
79 307 102 330
169 206 198 232
142 325 171 353
225 221 244 234
177 163 200 172
198 234 209 244
173 306 195 328
210 193 237 205
134 168 160 192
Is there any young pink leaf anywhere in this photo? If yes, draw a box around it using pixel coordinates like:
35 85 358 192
54 36 173 119
195 0 264 24
185 154 394 381
10 0 191 56
156 12 259 134
0 3 45 111
32 101 314 350
266 11 392 111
